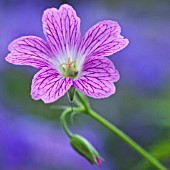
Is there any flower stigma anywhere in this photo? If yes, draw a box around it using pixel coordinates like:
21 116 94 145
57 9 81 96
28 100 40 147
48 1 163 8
59 57 78 79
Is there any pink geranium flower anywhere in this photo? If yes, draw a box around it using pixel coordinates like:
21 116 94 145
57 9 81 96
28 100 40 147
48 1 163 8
6 4 129 103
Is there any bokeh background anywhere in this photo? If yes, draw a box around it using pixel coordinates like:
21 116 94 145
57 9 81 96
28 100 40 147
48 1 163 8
0 0 170 170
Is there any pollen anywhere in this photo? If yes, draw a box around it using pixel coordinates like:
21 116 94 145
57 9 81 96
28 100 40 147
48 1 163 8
60 57 78 78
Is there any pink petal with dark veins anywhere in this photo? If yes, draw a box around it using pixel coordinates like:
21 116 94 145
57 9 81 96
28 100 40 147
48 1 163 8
78 20 129 58
31 67 73 103
73 56 119 98
42 4 81 57
5 36 52 69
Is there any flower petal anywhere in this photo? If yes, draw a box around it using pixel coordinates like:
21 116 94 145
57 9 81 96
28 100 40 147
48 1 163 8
73 56 119 98
31 67 73 103
42 4 80 58
79 20 129 58
6 36 52 69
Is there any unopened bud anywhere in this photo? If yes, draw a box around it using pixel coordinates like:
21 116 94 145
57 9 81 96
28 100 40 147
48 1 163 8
70 134 103 166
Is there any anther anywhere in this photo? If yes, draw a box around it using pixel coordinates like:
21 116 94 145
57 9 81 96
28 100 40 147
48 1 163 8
59 57 78 78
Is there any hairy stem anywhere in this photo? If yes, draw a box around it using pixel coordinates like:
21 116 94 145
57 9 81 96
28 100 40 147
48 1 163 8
85 108 167 170
61 108 83 138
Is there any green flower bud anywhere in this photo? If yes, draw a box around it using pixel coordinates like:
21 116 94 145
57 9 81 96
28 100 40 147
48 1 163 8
70 134 103 166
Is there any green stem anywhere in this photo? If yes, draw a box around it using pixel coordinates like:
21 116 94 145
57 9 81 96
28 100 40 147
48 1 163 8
61 108 84 138
86 109 168 170
75 91 90 110
61 109 73 138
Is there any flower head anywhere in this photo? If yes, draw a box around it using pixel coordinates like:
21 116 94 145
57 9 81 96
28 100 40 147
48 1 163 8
6 4 129 103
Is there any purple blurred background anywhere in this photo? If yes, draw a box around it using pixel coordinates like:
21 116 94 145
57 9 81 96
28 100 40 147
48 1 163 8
0 0 170 170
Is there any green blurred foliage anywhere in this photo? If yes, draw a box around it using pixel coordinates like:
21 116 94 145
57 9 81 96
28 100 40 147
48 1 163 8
134 140 170 170
2 68 68 124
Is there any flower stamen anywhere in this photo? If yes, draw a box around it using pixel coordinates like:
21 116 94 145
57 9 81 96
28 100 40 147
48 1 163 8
60 57 78 78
